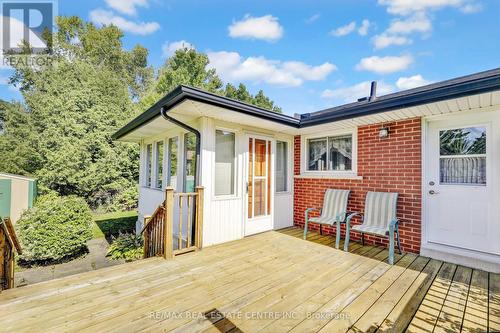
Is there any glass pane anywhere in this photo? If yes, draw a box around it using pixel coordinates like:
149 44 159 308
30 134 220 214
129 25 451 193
155 141 164 189
440 157 486 185
146 144 152 187
248 139 253 218
215 130 235 196
254 139 267 176
184 133 196 192
267 141 271 214
168 137 178 190
308 138 327 171
254 179 266 217
328 135 352 171
440 127 486 155
275 141 287 192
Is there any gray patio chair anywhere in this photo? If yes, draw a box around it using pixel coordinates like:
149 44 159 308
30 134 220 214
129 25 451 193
341 191 401 265
303 189 350 249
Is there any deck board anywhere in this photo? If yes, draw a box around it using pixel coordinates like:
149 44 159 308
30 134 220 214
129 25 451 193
0 226 497 332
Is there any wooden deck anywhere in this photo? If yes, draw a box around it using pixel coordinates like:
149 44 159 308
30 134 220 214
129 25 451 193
0 227 498 332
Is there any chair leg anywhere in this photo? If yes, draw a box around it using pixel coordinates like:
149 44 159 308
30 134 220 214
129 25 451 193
361 233 365 246
343 221 351 252
388 228 395 265
335 221 341 249
396 225 402 254
303 213 309 240
320 224 323 235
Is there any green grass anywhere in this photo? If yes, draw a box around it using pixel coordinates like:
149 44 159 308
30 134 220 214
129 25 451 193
92 211 138 239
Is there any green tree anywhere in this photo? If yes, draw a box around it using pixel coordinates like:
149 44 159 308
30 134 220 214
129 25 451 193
2 16 151 208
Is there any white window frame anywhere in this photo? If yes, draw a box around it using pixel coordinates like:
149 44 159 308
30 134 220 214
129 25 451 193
166 135 180 191
300 129 358 178
144 142 153 187
154 140 165 189
275 139 290 193
213 127 238 199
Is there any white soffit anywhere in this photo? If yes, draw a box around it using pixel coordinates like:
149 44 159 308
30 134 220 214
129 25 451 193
296 90 500 135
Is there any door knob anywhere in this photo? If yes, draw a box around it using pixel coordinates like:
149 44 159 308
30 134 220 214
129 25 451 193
429 190 439 195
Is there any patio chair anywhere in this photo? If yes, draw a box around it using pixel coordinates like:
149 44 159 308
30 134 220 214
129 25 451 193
342 191 401 265
303 189 350 249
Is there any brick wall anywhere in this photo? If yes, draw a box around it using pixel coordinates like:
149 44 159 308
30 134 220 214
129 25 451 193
293 117 422 253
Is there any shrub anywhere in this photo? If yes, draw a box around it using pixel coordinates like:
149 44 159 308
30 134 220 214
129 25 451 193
108 186 138 212
16 194 93 264
106 233 143 262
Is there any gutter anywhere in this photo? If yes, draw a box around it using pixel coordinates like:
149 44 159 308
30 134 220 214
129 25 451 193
160 106 201 187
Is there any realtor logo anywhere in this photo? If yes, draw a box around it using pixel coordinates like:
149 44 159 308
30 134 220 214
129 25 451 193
1 0 56 53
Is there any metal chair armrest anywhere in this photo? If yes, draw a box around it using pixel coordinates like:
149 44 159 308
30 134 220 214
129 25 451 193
389 219 400 229
305 207 322 218
346 212 363 224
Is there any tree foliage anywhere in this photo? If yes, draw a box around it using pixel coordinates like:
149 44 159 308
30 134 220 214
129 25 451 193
1 16 150 208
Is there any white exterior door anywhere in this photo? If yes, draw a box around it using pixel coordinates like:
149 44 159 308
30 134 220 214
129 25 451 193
245 135 274 235
425 112 500 256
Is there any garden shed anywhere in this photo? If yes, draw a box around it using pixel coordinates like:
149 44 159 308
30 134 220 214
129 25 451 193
0 173 37 223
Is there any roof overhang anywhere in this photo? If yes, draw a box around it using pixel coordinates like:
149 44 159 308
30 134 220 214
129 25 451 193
113 85 300 142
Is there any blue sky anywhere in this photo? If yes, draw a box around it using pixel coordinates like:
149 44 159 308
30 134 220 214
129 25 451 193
1 0 499 115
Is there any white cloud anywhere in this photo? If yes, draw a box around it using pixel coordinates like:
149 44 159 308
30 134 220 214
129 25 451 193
396 74 432 89
358 19 371 36
207 51 336 87
306 13 320 24
378 0 465 15
356 55 413 74
228 15 283 42
89 9 159 35
105 0 148 16
321 81 394 103
162 40 194 58
372 34 412 49
387 13 432 34
282 61 337 81
331 21 356 37
460 3 483 13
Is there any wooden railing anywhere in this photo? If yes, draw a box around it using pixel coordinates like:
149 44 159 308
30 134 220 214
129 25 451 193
1 217 22 291
142 186 204 259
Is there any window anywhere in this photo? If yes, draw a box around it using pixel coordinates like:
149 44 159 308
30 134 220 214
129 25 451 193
214 130 235 196
184 133 196 192
155 141 164 189
439 127 486 185
307 134 352 171
275 141 288 192
167 137 178 190
145 143 152 187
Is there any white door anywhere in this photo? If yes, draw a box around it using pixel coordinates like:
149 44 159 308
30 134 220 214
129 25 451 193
426 113 500 256
245 136 274 235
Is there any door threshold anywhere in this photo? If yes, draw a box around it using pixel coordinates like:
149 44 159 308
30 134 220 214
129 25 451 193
421 243 500 273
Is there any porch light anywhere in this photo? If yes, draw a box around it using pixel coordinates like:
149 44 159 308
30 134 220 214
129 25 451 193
379 126 389 138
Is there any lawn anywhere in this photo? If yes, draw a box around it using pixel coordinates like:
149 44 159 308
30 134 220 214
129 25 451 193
92 211 138 239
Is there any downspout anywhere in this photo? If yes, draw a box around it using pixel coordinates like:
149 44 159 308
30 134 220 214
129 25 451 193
160 106 201 187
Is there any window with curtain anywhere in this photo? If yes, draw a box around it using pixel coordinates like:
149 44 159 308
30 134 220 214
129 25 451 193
275 141 288 192
214 130 235 196
307 134 352 171
155 141 164 189
145 143 152 187
439 127 486 185
167 137 178 190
